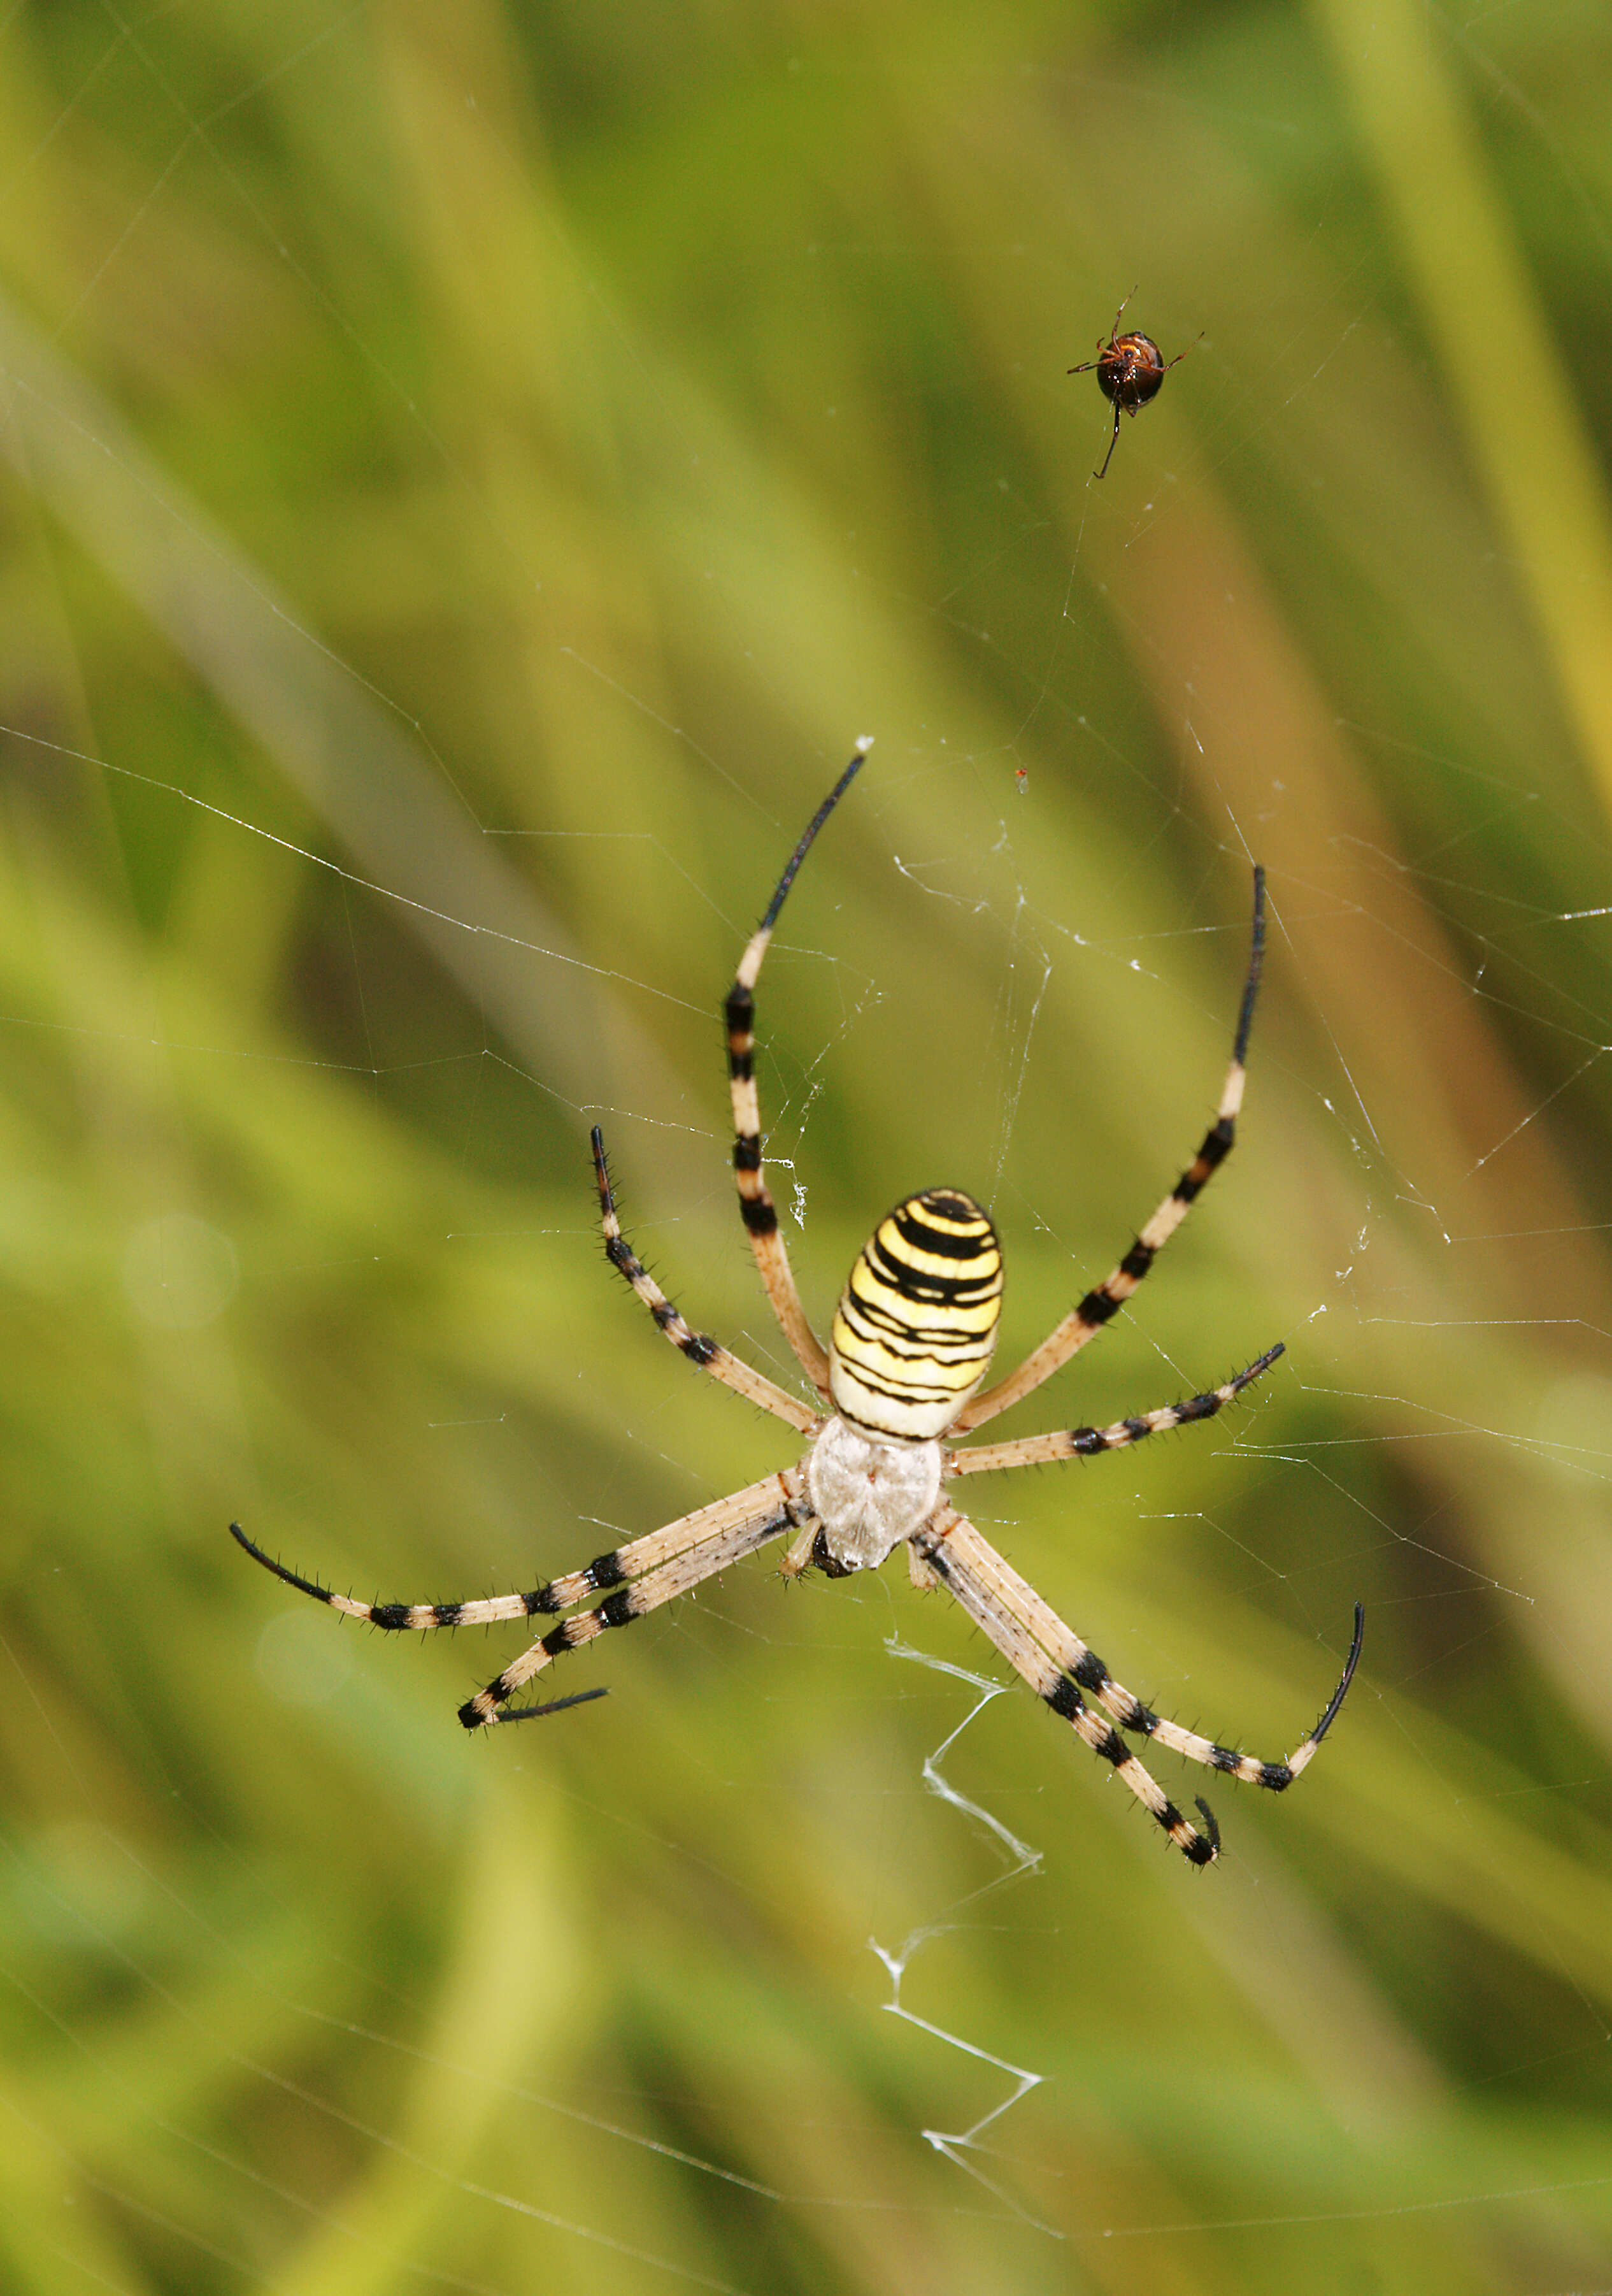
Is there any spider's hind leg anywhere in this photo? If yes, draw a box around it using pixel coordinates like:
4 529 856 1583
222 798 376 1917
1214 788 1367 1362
721 744 871 1391
953 868 1267 1435
590 1125 821 1436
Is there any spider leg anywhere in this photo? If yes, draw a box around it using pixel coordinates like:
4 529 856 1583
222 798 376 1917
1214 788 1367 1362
954 867 1266 1431
1093 401 1123 481
1067 296 1133 373
1070 291 1134 364
591 1126 821 1435
722 745 871 1393
230 1518 569 1630
948 1344 1283 1475
913 1506 1219 1863
231 1468 806 1723
233 1472 794 1631
911 1505 1362 1865
468 1488 810 1726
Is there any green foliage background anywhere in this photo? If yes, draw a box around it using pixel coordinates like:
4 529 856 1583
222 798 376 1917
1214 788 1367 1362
4 1 1612 2290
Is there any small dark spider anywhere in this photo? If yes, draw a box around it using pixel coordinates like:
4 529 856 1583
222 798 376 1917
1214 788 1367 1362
1069 295 1193 480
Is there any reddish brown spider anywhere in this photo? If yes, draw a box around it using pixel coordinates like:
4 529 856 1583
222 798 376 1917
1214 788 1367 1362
1069 296 1194 479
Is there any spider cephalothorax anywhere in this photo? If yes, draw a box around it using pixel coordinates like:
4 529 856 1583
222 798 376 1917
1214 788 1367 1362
233 745 1361 1863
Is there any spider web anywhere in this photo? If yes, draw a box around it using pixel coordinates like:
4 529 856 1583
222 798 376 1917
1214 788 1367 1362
4 3 1612 2292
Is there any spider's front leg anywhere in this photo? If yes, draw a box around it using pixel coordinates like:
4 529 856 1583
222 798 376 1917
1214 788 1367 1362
912 1505 1362 1865
229 1521 613 1720
232 1470 809 1731
460 1493 805 1725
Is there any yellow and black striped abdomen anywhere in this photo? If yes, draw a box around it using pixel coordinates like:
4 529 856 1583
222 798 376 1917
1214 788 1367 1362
829 1191 1003 1442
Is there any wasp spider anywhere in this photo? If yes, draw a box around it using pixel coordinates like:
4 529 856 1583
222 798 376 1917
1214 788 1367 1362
232 745 1362 1864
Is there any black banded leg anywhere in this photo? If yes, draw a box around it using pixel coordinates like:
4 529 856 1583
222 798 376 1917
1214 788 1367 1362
590 1128 820 1435
722 744 871 1392
462 1500 805 1725
1050 1602 1364 1791
913 1505 1362 1862
1043 1674 1221 1864
229 1519 574 1632
954 868 1266 1433
911 1507 1221 1865
229 1521 606 1718
948 1345 1284 1477
931 1507 1361 1792
231 1474 794 1635
231 1470 805 1728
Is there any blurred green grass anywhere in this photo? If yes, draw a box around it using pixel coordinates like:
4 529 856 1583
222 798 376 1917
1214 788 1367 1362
5 0 1612 2290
